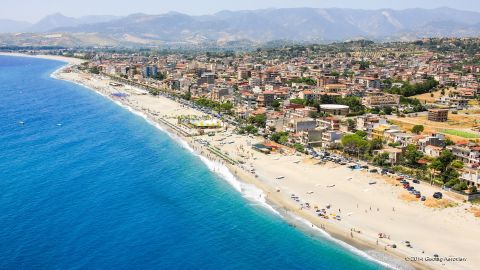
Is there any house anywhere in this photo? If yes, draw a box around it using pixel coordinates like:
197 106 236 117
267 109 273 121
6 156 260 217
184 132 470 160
375 148 403 164
291 118 317 133
257 91 275 107
362 93 400 108
371 125 399 140
424 145 443 158
418 133 445 152
356 115 388 133
211 87 230 100
299 90 316 101
324 84 347 93
197 72 216 85
391 133 414 146
307 130 323 147
318 117 340 130
450 145 480 168
322 131 342 149
461 169 480 188
356 76 381 89
319 104 349 116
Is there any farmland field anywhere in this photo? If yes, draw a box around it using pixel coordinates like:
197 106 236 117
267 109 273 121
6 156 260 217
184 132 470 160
441 129 480 138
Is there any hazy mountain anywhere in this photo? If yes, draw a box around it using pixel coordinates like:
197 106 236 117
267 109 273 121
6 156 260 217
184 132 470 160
51 8 480 43
1 7 480 47
27 13 121 33
0 19 31 33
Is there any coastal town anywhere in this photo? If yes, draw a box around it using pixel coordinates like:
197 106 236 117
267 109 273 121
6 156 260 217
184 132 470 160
59 38 480 194
5 37 480 270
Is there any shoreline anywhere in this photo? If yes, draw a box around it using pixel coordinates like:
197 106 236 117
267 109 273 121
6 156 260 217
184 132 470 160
44 58 453 270
52 59 421 270
3 53 476 270
0 52 86 66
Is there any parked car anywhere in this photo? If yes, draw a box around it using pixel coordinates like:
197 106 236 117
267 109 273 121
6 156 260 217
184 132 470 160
412 179 420 184
433 192 443 199
369 169 378 173
421 196 426 201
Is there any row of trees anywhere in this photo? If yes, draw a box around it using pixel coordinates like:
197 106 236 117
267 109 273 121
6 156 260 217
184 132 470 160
287 77 317 86
269 131 305 153
194 97 234 114
385 78 439 97
340 131 472 191
429 150 468 191
341 131 383 159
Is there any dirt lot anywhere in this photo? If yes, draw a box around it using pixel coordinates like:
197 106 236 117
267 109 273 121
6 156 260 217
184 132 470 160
412 88 452 103
389 113 480 142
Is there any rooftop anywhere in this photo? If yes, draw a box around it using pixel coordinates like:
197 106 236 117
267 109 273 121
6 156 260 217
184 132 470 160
320 104 349 110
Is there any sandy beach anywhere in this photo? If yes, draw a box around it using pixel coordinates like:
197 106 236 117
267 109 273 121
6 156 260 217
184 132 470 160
0 52 86 66
5 53 478 270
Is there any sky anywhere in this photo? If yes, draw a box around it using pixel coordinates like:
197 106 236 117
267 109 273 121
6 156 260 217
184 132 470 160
2 0 479 22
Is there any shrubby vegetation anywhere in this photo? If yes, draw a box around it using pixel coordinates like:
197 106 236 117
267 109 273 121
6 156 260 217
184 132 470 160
288 77 317 86
385 78 439 97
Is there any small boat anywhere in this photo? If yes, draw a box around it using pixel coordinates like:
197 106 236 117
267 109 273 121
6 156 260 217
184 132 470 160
18 121 25 125
56 123 62 126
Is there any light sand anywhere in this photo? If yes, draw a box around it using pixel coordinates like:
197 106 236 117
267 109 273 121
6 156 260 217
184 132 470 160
0 52 86 66
33 59 480 270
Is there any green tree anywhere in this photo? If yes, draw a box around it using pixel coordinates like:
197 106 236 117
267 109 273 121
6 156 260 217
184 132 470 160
346 119 356 131
248 114 267 128
429 150 462 184
272 100 281 110
271 132 289 144
411 125 425 134
369 138 384 153
355 130 368 138
293 143 305 153
373 152 390 167
403 144 423 167
341 134 369 157
290 98 305 105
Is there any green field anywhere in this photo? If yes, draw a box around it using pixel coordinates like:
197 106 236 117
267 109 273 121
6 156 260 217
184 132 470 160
441 129 480 138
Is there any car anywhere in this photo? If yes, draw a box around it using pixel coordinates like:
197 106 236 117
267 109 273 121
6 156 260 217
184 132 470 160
415 193 421 198
412 179 420 184
421 196 426 201
433 192 443 199
407 186 415 191
369 169 378 173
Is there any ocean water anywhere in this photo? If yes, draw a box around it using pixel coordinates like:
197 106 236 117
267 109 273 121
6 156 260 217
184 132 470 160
0 56 386 270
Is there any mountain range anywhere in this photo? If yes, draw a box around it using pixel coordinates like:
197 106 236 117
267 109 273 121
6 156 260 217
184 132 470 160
1 7 480 47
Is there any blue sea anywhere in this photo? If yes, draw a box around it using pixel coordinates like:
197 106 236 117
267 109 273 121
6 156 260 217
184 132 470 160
0 56 387 269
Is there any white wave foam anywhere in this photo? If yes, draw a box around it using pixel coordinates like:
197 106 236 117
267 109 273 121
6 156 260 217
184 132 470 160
63 76 281 216
286 214 400 270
